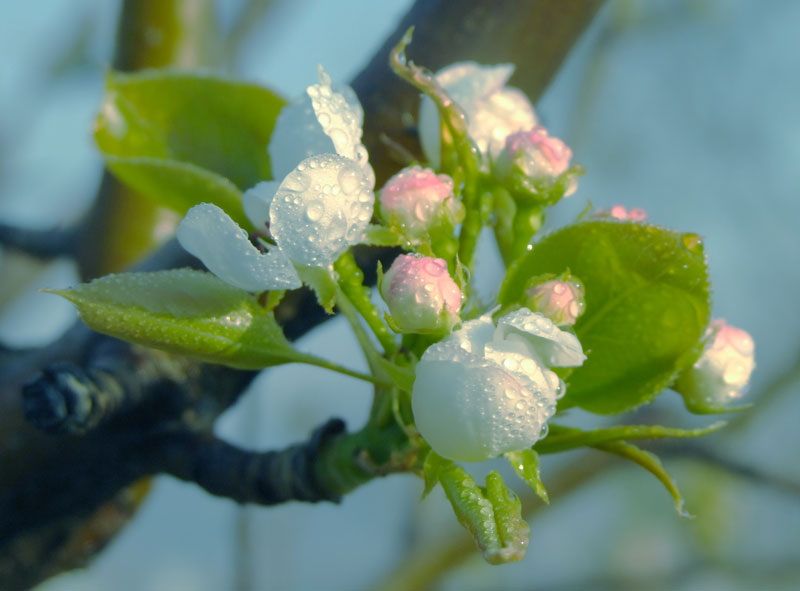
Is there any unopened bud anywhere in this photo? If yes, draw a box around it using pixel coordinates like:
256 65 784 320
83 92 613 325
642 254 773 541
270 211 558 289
675 319 755 413
380 254 461 333
498 127 577 196
379 166 461 236
597 205 648 222
526 277 585 326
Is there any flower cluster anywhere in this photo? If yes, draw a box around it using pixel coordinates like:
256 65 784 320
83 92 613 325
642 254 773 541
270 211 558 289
412 309 585 462
418 62 576 194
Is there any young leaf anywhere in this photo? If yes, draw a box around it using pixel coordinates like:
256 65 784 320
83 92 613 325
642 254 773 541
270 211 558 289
50 269 306 369
593 440 691 518
438 464 529 564
484 471 531 563
103 156 246 226
506 449 549 504
376 357 416 393
500 221 711 414
421 449 449 498
296 265 338 314
363 224 405 247
95 70 286 227
536 422 727 455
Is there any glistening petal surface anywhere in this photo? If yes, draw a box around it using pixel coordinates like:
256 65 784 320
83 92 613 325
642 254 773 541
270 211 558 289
177 203 301 291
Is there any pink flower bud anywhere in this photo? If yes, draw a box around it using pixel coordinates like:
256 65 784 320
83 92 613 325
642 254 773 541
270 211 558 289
527 279 585 326
380 254 461 333
600 205 648 222
379 166 459 235
501 125 572 185
676 319 756 412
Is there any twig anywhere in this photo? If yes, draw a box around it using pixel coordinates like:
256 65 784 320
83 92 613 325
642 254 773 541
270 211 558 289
0 223 78 259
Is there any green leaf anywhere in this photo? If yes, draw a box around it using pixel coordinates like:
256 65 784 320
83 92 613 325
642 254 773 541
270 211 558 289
506 449 549 504
376 357 416 393
438 464 530 564
536 422 727 455
484 471 531 563
363 224 404 247
50 269 307 369
103 156 246 227
421 449 448 498
95 69 286 227
593 440 691 518
296 265 338 314
500 221 711 414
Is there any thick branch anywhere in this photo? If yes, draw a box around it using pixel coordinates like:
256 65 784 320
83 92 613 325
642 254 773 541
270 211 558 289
159 420 348 504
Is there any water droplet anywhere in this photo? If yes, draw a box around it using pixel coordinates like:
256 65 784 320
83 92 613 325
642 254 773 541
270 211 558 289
681 233 703 254
306 200 324 222
338 165 361 195
503 358 519 371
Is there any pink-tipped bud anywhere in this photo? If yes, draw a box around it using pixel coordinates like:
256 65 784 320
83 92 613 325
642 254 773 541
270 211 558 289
527 278 585 326
498 126 577 196
601 205 648 222
380 254 461 333
379 166 460 236
676 319 756 412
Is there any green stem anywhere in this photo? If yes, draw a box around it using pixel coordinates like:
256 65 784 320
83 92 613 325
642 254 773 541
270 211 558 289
334 252 398 355
456 187 482 269
294 353 389 388
334 287 388 382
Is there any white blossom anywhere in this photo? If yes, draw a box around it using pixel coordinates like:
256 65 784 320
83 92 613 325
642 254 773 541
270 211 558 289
412 308 585 462
178 67 374 290
418 62 537 168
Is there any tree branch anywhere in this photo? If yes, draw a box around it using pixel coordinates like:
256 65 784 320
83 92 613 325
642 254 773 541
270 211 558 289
1 1 609 587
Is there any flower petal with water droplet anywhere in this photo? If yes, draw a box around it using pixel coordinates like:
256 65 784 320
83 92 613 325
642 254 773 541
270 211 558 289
495 308 585 367
177 203 301 292
269 154 374 266
419 62 536 167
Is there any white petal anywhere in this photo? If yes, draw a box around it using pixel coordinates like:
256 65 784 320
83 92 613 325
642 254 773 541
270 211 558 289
269 154 374 266
496 308 586 367
419 62 516 167
243 180 280 230
471 87 537 159
306 66 364 162
436 62 514 113
269 95 336 181
177 203 301 291
413 355 555 462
